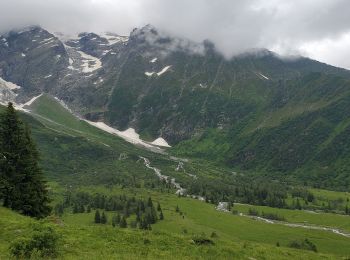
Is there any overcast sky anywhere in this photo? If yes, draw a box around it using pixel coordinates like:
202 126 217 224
1 0 350 69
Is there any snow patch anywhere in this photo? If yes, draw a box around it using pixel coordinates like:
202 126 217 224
44 75 52 79
145 72 155 77
157 66 172 76
21 94 43 107
0 77 21 90
151 137 171 147
150 57 157 63
145 65 172 77
101 33 129 45
77 51 102 73
21 53 26 57
258 72 269 80
84 121 156 149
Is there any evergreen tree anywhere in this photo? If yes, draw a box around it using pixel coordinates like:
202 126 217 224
87 204 91 213
119 216 127 228
0 103 51 218
140 201 145 212
175 205 180 212
159 210 164 220
101 211 107 224
112 214 118 227
94 210 101 223
73 204 79 214
116 213 121 224
157 202 161 211
147 197 153 207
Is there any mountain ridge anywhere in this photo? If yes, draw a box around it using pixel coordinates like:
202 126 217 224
1 25 350 189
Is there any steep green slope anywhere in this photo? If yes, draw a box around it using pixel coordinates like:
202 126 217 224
173 83 350 190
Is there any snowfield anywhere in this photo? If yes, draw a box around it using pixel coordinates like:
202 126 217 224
101 33 129 45
84 120 171 149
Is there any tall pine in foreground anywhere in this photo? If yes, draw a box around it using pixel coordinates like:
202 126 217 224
0 103 51 218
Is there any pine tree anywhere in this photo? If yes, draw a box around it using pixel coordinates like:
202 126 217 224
94 210 101 223
79 204 85 213
0 103 51 218
119 216 127 228
101 211 107 224
73 204 79 214
159 210 164 220
116 213 121 224
157 202 161 211
147 197 153 207
175 205 180 212
112 213 121 227
140 201 145 212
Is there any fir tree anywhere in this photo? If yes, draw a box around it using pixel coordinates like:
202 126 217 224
140 201 145 212
119 216 127 228
147 197 153 207
0 103 51 218
112 214 118 227
73 204 79 214
94 210 101 223
157 202 161 211
159 210 164 220
116 213 121 224
101 211 107 224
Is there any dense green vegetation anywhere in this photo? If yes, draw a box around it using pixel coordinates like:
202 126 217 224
0 103 50 218
1 96 350 259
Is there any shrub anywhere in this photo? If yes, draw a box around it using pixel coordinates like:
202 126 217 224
248 208 259 216
10 223 60 258
192 234 214 245
289 239 317 252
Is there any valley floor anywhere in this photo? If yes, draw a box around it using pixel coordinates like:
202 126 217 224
1 185 350 259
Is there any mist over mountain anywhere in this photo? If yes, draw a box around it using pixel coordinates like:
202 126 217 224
1 0 350 68
1 24 350 190
1 3 350 258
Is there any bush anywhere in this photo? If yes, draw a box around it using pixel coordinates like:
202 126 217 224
192 234 214 245
10 223 60 258
261 212 285 221
248 208 259 216
289 239 317 252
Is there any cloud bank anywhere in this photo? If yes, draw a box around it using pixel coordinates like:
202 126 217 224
0 0 350 68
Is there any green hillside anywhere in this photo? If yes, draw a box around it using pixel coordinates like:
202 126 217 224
1 187 350 259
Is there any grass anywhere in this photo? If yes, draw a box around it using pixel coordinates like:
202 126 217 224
2 97 350 259
55 185 350 258
1 194 347 259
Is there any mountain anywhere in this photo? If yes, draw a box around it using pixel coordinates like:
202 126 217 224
1 25 350 189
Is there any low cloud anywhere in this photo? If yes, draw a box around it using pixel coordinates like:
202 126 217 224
0 0 350 68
